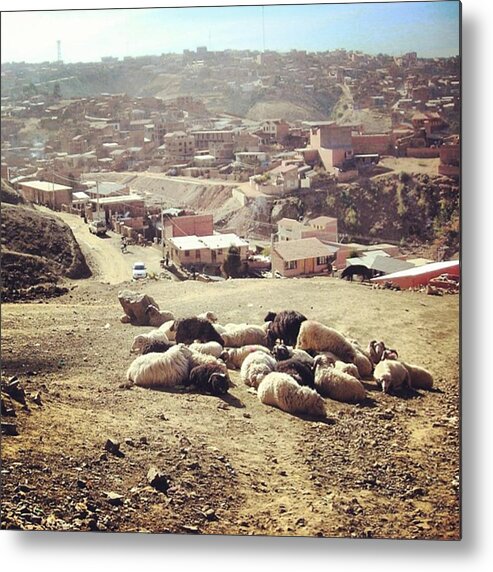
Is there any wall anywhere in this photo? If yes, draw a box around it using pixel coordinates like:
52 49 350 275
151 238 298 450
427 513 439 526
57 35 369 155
352 134 391 155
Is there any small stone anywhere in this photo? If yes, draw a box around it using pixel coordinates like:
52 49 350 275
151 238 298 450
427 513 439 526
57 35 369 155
147 466 169 492
105 492 124 506
139 436 148 445
204 508 218 521
1 422 18 436
104 438 125 457
181 525 200 534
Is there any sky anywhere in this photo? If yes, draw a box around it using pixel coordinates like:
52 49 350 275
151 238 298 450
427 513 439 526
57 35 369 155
1 1 460 64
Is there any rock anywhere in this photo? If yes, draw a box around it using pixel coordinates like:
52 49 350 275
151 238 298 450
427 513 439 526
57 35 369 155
147 466 169 493
1 394 16 417
104 438 125 458
30 392 42 406
118 290 174 326
1 422 19 436
4 379 26 405
181 525 200 534
105 492 124 506
204 508 218 521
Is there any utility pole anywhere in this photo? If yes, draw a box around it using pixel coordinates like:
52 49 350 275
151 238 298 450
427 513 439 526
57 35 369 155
160 199 165 259
270 232 276 279
96 180 100 220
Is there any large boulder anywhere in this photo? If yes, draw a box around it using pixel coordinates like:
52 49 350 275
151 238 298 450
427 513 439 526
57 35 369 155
118 290 174 326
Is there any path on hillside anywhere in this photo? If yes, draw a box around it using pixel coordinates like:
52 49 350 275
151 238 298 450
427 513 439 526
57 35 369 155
50 210 165 284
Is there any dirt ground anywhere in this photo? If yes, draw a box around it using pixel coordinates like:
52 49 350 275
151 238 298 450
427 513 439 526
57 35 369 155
1 214 460 538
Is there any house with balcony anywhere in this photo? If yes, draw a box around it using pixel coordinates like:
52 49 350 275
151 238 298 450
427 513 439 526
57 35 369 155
271 237 338 278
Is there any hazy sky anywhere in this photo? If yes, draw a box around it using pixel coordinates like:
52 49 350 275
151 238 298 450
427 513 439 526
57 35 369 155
1 1 460 64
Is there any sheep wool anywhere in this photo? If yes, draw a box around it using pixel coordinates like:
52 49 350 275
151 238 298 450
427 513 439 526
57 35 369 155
334 360 361 380
221 345 271 370
221 325 268 348
240 350 277 388
314 355 366 403
402 362 434 390
189 341 224 359
158 320 176 341
126 344 190 388
373 360 410 394
131 329 170 353
296 320 356 363
257 372 326 417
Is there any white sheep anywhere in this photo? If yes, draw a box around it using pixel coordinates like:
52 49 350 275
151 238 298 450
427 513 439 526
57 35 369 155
158 320 176 341
197 311 218 323
126 344 190 388
257 372 326 417
271 343 315 367
334 360 361 379
296 320 356 363
313 355 366 403
189 341 224 359
240 350 277 388
352 349 374 378
401 362 434 390
186 346 228 375
221 345 271 369
221 325 269 348
131 329 170 354
373 359 411 394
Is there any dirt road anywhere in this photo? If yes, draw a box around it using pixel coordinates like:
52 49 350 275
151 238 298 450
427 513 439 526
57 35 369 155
52 210 165 284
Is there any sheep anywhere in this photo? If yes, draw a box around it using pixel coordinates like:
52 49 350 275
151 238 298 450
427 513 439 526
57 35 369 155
240 350 277 389
173 317 224 346
381 348 399 361
265 310 307 347
220 345 271 370
352 349 374 378
274 358 315 388
296 320 356 363
213 323 227 335
141 340 176 355
158 320 176 341
313 355 366 403
373 359 411 394
131 329 170 354
401 362 434 390
257 372 326 417
367 340 387 365
221 325 268 348
271 343 315 367
189 341 224 359
334 360 361 380
197 311 218 324
185 363 230 396
186 347 228 375
126 344 190 388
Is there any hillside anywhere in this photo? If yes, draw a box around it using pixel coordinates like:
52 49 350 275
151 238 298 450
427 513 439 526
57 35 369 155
1 201 91 301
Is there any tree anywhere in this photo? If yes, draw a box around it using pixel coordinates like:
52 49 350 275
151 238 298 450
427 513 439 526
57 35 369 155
222 245 242 278
53 82 62 100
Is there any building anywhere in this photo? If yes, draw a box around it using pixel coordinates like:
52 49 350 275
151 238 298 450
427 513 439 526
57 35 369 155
271 237 338 278
438 137 460 178
191 130 235 162
371 260 460 289
166 233 249 270
163 214 214 239
258 119 290 144
305 121 354 172
18 180 72 209
163 131 195 163
277 216 338 243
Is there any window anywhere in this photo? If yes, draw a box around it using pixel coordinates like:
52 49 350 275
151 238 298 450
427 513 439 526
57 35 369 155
195 250 201 260
317 256 328 265
284 260 298 270
184 250 190 257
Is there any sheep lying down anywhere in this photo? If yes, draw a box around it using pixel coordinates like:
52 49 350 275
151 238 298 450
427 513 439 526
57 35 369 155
257 372 326 417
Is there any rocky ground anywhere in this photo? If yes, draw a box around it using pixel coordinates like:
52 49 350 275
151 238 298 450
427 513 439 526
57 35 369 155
1 252 460 538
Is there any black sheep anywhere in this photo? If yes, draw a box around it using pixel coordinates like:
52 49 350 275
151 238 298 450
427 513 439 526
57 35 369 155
172 317 224 346
266 310 307 347
274 358 315 388
141 340 176 354
186 364 229 396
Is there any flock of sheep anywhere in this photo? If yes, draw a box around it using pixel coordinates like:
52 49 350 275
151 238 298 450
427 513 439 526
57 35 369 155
126 310 435 418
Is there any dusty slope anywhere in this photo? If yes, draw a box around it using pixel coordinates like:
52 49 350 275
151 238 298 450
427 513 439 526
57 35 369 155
1 269 460 538
0 203 91 300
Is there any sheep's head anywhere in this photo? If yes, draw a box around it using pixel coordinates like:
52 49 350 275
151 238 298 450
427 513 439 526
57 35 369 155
272 343 291 361
313 354 335 372
210 373 229 396
264 311 277 322
382 348 399 360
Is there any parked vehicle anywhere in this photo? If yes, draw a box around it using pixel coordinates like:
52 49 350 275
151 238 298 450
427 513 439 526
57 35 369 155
88 220 107 236
132 262 147 280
